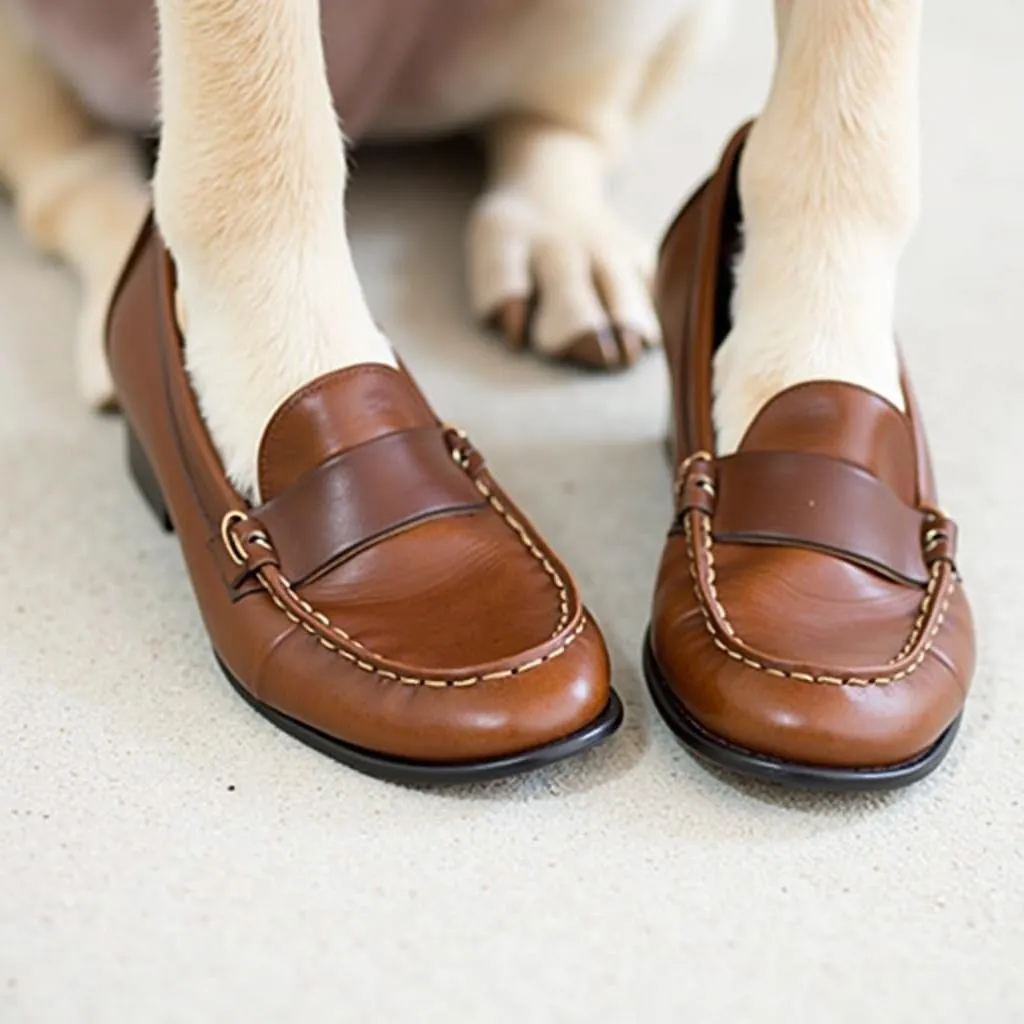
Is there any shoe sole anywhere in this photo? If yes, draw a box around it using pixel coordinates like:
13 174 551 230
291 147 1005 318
128 423 624 784
219 653 623 785
642 628 961 792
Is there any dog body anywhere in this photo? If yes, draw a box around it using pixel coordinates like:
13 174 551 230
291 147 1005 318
2 0 707 466
1 0 920 501
10 0 700 138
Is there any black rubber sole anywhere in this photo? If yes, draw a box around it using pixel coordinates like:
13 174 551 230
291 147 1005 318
218 654 624 785
126 421 624 783
128 426 174 532
642 629 961 792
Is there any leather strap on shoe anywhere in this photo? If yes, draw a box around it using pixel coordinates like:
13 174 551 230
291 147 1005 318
253 426 486 586
673 451 958 587
213 426 488 591
672 451 960 686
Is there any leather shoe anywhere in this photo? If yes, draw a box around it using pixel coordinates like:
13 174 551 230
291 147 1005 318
107 215 622 783
645 125 975 790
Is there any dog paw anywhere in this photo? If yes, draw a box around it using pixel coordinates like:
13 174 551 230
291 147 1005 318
75 278 118 411
467 190 660 370
75 225 145 412
74 221 143 412
71 173 149 412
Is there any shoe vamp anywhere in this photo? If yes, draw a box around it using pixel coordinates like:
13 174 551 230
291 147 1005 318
710 543 922 668
296 513 564 671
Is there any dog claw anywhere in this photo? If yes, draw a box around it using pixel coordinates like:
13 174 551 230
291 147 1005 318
562 328 623 370
489 299 531 350
614 326 645 367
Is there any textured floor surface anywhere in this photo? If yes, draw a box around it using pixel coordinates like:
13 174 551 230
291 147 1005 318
2 4 1022 1022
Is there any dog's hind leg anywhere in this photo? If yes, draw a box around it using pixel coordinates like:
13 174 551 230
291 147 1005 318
0 3 148 407
153 0 394 498
468 97 661 370
713 0 920 452
468 0 719 370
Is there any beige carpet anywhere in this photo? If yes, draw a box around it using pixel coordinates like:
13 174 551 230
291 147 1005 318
2 4 1022 1021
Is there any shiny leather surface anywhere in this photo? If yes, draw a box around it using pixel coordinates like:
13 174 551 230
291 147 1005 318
255 425 488 586
106 216 612 764
650 125 975 769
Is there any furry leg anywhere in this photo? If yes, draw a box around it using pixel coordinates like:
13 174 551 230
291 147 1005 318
469 112 660 368
0 4 148 407
713 0 920 452
469 1 721 369
153 0 394 497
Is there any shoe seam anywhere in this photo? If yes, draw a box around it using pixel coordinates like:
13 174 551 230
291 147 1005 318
683 511 954 687
472 473 571 637
265 572 586 688
237 472 577 687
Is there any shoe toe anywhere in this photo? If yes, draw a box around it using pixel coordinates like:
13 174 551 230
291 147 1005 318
257 517 614 764
653 540 972 769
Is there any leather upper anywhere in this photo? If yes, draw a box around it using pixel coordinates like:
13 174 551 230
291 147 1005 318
105 216 611 763
651 125 975 769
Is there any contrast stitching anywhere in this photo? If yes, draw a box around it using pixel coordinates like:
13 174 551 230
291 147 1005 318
446 431 571 636
232 439 577 685
683 512 953 688
262 569 586 688
470 475 571 636
892 569 941 661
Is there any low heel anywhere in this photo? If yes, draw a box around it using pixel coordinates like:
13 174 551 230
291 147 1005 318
664 412 677 467
127 427 173 533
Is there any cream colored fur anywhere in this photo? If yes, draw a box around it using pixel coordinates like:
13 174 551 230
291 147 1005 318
0 0 918 497
153 0 395 493
0 2 148 407
455 0 723 356
713 0 916 452
0 0 710 496
155 0 711 494
468 118 660 356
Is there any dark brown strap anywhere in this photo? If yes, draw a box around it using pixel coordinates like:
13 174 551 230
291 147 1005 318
250 427 486 586
698 451 932 586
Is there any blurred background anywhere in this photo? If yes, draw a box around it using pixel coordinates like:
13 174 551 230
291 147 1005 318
1 3 1021 1021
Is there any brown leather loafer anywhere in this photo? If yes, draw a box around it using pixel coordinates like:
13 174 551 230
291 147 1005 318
106 216 622 783
645 126 975 790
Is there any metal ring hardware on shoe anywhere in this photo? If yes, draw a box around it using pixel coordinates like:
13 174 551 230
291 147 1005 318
221 510 251 566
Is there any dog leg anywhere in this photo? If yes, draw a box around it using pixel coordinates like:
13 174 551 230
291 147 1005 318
713 0 919 452
469 105 659 369
468 1 721 370
0 4 148 407
153 0 394 497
